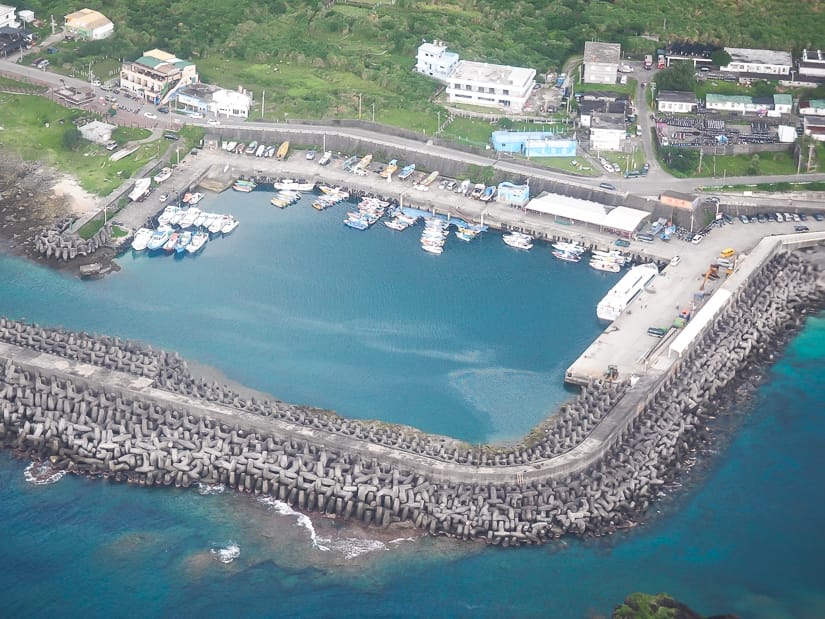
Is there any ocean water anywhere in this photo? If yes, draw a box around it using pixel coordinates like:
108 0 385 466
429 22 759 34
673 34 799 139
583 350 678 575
0 190 823 618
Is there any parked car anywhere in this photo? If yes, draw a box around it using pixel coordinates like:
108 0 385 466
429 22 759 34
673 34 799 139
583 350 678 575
614 238 631 247
669 255 681 267
306 150 316 160
144 112 158 120
207 119 221 126
814 213 825 221
757 213 767 223
599 182 616 190
722 213 734 224
794 225 810 232
691 233 704 244
637 233 655 243
738 214 749 224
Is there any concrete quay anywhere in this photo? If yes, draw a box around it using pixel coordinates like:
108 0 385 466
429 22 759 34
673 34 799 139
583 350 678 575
1 244 822 544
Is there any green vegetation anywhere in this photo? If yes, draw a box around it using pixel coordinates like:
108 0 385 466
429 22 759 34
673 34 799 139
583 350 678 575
24 0 825 125
576 79 638 98
708 180 825 193
654 63 696 92
0 94 160 195
0 75 45 91
613 592 706 618
658 143 799 178
603 149 647 174
529 157 598 175
111 126 152 144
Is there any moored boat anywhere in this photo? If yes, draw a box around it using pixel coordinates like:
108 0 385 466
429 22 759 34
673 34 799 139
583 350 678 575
130 227 153 251
188 192 204 205
146 229 171 252
163 231 180 253
175 230 192 254
379 159 398 179
221 217 239 235
185 230 209 254
273 179 315 191
233 179 257 193
180 207 202 228
596 262 659 322
275 141 289 161
502 231 533 250
552 249 581 262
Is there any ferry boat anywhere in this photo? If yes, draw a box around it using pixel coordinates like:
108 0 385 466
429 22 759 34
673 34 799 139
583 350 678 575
596 262 659 322
153 167 172 183
502 231 533 250
318 151 333 166
131 227 153 251
379 159 398 179
276 141 289 161
398 163 416 180
273 179 315 191
185 231 209 254
233 179 256 193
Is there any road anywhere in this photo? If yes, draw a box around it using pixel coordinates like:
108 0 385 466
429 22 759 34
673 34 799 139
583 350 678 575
3 56 825 200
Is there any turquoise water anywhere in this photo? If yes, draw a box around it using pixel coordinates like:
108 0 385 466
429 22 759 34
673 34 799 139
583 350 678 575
1 190 823 617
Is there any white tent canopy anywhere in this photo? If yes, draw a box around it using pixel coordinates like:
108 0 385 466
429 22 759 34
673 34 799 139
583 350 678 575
525 194 650 234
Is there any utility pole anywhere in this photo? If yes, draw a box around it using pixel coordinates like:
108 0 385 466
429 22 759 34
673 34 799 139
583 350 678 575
697 149 703 174
358 93 362 119
372 102 375 123
262 90 265 119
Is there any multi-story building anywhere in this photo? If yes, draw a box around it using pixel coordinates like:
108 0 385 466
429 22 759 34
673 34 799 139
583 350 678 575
64 8 113 40
583 41 621 84
445 60 535 112
120 49 198 104
656 91 698 114
174 83 252 118
415 40 459 82
799 99 825 116
0 4 16 29
589 113 625 151
705 93 793 116
799 49 825 79
719 47 793 77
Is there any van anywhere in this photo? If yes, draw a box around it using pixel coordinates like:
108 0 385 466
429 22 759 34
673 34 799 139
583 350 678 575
720 248 735 259
717 258 734 269
647 327 667 338
637 233 655 243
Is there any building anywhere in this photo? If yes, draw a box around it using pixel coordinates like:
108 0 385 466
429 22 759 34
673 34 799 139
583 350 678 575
657 90 698 114
523 137 577 158
173 83 252 119
578 95 628 128
665 42 716 69
0 4 15 29
415 40 459 82
799 99 825 116
77 120 116 145
496 182 530 208
799 49 825 79
589 113 626 151
0 25 31 56
803 116 825 141
719 47 793 77
491 131 576 157
525 193 650 236
583 41 621 84
16 9 32 24
64 8 113 40
705 93 792 116
659 191 699 211
445 60 535 112
120 49 198 104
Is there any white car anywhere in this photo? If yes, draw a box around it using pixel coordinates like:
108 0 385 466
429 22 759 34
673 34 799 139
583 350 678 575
669 255 681 267
207 119 221 126
691 234 704 244
190 113 204 119
144 112 158 120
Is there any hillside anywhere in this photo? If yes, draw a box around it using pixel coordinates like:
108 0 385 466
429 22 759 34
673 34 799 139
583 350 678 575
24 0 824 128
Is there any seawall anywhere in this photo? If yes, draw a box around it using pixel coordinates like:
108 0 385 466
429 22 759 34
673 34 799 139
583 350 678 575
0 247 822 544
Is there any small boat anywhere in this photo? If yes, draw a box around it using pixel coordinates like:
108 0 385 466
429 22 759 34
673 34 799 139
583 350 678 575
146 229 171 252
417 170 439 188
318 151 332 166
502 231 533 250
175 230 192 254
221 217 239 235
193 211 209 228
208 215 227 235
353 153 372 173
553 250 581 262
421 243 443 255
131 227 153 251
157 205 180 227
233 179 256 193
342 155 358 171
552 241 586 255
255 143 267 157
180 207 202 228
276 141 289 161
590 258 621 272
470 183 486 199
182 193 193 204
163 231 180 253
479 186 496 202
456 179 471 195
398 163 416 180
188 192 204 205
223 141 237 152
379 159 398 179
153 167 172 183
244 141 258 155
186 231 209 254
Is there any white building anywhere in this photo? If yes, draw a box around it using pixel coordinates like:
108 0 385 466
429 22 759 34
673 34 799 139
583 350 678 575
0 4 16 29
657 90 697 114
720 47 792 77
445 60 535 112
799 99 825 116
64 8 114 40
415 40 459 82
589 113 625 151
211 88 251 118
799 49 825 78
583 41 621 84
803 116 825 141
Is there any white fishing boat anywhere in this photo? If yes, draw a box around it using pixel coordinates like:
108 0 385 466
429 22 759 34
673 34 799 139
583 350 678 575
502 231 533 250
180 207 202 228
157 205 180 227
552 249 581 263
273 179 315 191
221 217 239 235
130 227 153 251
146 229 171 252
185 230 209 254
153 167 172 183
188 192 204 205
552 241 586 255
589 258 621 273
208 215 226 235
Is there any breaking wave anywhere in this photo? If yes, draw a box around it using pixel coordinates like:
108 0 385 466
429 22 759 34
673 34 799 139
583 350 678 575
24 461 66 485
197 482 226 495
210 543 240 564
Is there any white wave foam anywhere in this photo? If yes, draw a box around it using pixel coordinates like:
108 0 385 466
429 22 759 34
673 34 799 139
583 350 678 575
316 536 386 560
387 536 418 545
24 461 66 486
257 497 329 551
210 543 240 564
197 482 225 495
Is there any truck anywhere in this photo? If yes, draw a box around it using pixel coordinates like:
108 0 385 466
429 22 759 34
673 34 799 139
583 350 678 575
657 54 666 69
644 54 653 70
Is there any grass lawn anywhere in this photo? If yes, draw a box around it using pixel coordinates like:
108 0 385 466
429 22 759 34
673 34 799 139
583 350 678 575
112 126 152 144
696 151 798 177
602 149 647 174
575 79 638 99
528 157 599 175
0 94 160 196
706 180 825 193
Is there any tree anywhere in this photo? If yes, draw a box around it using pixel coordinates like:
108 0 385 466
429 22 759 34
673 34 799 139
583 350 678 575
748 154 761 175
62 126 82 151
654 62 697 92
710 49 732 68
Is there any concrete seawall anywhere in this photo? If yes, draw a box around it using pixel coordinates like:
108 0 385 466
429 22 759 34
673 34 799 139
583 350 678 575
0 247 822 544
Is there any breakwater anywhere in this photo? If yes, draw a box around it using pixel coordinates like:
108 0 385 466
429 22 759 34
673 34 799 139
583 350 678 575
0 249 822 544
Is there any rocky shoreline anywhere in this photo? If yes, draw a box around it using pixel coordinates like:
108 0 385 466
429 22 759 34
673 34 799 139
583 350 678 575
0 248 822 545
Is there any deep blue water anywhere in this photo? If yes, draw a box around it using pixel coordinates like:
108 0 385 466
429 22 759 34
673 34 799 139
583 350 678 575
0 190 823 618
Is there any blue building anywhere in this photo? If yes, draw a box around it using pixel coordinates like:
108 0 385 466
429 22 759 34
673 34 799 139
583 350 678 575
497 182 530 207
491 131 577 157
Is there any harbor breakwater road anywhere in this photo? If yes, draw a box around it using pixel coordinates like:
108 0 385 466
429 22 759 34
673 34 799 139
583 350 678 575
0 246 822 544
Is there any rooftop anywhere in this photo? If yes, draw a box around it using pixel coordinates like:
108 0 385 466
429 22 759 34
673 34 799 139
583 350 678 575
450 60 534 86
0 4 14 12
526 194 649 233
583 41 621 65
800 99 825 110
64 8 112 30
657 90 697 103
801 49 825 63
723 47 793 67
660 190 696 203
589 112 626 130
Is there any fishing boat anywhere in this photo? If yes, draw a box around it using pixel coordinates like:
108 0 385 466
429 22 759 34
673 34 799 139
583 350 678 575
163 231 180 253
502 231 533 250
233 179 256 193
185 230 209 254
157 205 180 227
180 207 202 228
273 179 315 191
353 153 372 174
130 227 153 252
276 141 289 161
552 250 581 263
589 258 621 273
479 186 496 202
208 215 227 235
379 159 398 179
342 155 358 171
455 227 481 242
175 230 192 254
188 192 204 205
398 163 416 180
221 217 239 235
318 151 332 166
470 183 486 199
244 141 258 155
552 241 586 255
255 143 267 157
456 179 471 195
223 141 237 152
153 167 172 183
415 170 439 191
193 211 209 228
146 228 171 252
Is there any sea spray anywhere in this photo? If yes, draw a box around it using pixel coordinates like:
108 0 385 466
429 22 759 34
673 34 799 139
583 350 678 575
23 461 66 486
210 543 240 564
